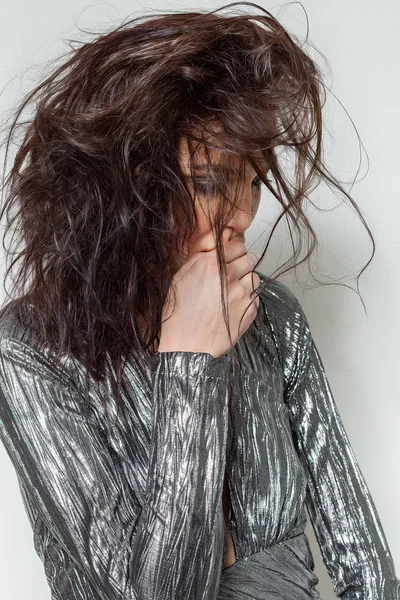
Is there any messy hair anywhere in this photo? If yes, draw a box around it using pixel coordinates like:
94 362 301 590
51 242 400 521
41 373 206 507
0 2 375 416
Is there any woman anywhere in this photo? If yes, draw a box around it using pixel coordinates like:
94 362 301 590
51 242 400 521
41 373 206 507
0 3 398 599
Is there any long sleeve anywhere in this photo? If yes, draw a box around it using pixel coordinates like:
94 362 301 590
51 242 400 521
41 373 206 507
0 332 231 599
270 282 400 599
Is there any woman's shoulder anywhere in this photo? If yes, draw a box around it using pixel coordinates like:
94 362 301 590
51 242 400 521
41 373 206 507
0 299 80 388
0 299 98 422
0 298 35 348
254 270 308 330
254 270 312 391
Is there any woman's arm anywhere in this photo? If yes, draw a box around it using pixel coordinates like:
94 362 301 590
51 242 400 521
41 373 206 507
0 333 231 600
263 279 400 599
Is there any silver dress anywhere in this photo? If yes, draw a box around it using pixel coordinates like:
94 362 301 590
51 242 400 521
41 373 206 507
0 272 398 600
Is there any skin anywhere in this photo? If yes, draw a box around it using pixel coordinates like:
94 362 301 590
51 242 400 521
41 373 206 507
173 134 267 273
148 134 269 350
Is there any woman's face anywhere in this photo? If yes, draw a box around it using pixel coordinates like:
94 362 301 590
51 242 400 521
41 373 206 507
174 135 268 272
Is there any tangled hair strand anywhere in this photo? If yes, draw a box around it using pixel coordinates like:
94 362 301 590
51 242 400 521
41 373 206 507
0 2 375 418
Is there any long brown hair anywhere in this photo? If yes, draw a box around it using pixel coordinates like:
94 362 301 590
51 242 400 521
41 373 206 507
0 2 375 417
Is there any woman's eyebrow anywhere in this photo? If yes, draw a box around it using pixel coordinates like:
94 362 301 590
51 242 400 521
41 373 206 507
180 166 239 181
184 165 268 174
182 165 269 179
189 165 240 173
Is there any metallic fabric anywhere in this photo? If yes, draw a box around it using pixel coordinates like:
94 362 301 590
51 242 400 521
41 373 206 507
0 272 398 599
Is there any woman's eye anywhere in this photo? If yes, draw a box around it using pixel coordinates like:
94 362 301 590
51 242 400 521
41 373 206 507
195 181 217 195
195 176 272 195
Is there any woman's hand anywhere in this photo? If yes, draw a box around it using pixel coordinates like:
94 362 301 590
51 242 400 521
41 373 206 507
158 239 261 358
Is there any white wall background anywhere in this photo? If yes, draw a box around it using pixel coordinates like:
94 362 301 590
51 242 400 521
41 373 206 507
0 1 398 598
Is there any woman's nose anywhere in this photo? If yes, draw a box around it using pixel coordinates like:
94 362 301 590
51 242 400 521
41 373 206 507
226 200 253 234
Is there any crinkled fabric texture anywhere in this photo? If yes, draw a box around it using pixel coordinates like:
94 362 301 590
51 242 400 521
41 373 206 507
0 271 398 600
